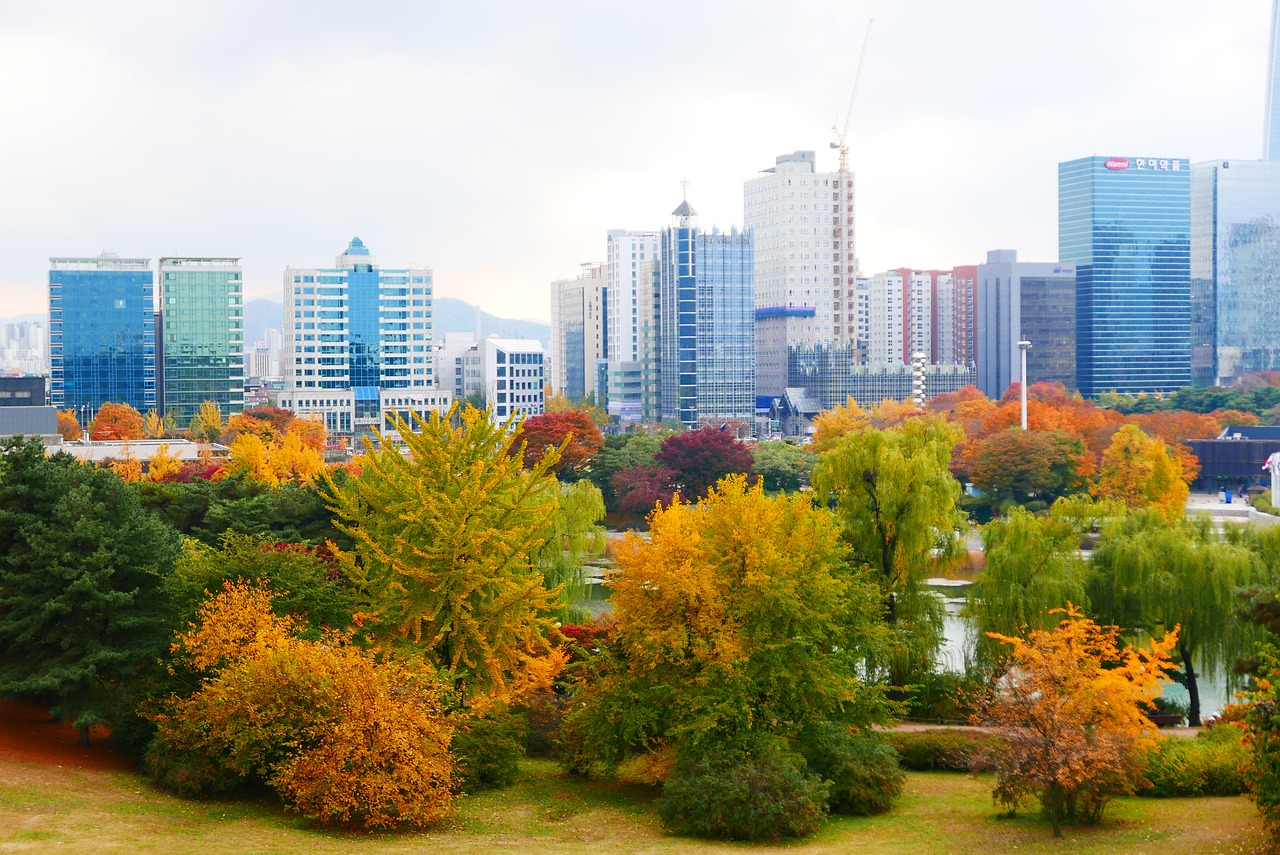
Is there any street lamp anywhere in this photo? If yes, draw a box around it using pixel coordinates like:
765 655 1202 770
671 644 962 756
1017 340 1033 430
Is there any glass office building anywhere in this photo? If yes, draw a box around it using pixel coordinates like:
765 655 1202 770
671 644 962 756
1190 160 1280 386
49 254 156 417
283 238 434 435
658 200 755 427
1059 156 1191 396
158 257 244 423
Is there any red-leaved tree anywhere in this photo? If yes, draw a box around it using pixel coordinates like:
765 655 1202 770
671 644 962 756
653 429 753 500
513 411 604 478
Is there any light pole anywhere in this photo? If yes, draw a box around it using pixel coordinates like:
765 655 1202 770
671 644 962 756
1018 340 1033 430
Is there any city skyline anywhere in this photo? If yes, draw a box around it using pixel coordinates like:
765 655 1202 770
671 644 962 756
0 0 1271 323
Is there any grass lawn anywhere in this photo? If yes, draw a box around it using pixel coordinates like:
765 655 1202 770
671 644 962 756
0 754 1268 854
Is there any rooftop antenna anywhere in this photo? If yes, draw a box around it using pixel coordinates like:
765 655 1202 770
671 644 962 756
831 20 874 174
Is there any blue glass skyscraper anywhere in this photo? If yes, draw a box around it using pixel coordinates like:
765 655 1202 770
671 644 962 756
49 253 157 417
658 200 754 427
1059 156 1191 396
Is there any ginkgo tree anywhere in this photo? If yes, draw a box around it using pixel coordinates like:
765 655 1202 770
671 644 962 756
322 404 567 702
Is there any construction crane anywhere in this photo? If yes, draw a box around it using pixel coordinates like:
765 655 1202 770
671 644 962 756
831 20 875 174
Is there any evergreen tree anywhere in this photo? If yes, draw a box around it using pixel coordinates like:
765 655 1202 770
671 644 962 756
0 438 179 743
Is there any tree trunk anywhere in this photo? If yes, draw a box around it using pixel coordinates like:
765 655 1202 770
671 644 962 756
1049 785 1062 838
79 724 90 747
1181 642 1200 727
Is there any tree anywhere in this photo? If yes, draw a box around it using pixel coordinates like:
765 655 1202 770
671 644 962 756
147 583 454 828
811 398 871 452
512 410 604 479
321 405 565 701
146 443 184 482
966 508 1088 670
1090 511 1263 726
612 464 679 515
975 606 1177 836
0 438 179 743
91 402 145 441
564 476 892 772
751 440 815 493
529 480 607 623
57 409 82 441
968 429 1088 507
653 428 753 500
588 432 662 511
811 417 965 682
188 400 224 443
1092 424 1189 519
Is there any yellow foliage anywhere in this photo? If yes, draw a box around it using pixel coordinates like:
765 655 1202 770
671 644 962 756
811 397 871 451
219 432 279 485
109 455 143 483
143 409 168 439
147 443 183 482
274 431 326 485
1092 424 1189 520
175 580 295 671
57 409 82 441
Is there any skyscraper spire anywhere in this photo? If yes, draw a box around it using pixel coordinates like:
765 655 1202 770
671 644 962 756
1266 0 1280 159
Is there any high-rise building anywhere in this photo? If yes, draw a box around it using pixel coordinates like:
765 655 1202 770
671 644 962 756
657 199 755 427
49 253 156 418
157 257 245 424
1190 160 1280 386
278 238 441 437
1059 156 1191 396
462 337 545 423
605 230 660 423
549 262 607 401
745 151 851 396
976 250 1077 399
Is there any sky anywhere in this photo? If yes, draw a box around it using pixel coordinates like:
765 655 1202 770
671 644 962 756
0 0 1272 322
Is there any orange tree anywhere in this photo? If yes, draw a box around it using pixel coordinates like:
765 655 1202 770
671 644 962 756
56 409 82 441
975 606 1177 836
968 428 1089 508
1092 424 1189 519
146 582 454 828
91 402 145 440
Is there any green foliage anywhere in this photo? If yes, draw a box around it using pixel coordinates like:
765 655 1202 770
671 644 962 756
134 477 345 548
657 736 830 841
967 508 1088 671
903 671 982 723
0 437 179 737
1089 510 1265 725
165 532 356 635
530 481 606 624
1142 726 1249 798
1246 642 1280 837
1099 383 1280 418
799 723 905 815
322 405 563 698
450 705 527 792
812 417 965 684
586 433 661 512
884 729 1006 772
751 440 815 493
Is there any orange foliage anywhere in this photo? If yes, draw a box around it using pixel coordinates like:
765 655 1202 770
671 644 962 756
811 397 871 451
56 409 82 441
92 403 144 441
154 582 454 828
1092 424 1189 520
1210 408 1261 429
976 605 1177 834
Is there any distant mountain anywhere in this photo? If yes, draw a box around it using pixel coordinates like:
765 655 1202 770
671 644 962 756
241 296 550 350
0 313 45 325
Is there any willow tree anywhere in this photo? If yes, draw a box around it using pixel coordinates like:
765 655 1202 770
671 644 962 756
531 479 607 623
966 507 1089 671
1089 510 1263 726
321 405 565 700
811 416 966 683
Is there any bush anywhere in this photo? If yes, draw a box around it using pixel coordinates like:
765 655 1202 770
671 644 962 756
884 729 1007 772
658 737 830 841
1143 725 1249 797
800 724 905 815
451 705 526 792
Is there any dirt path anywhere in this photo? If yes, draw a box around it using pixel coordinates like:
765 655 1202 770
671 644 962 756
0 699 133 771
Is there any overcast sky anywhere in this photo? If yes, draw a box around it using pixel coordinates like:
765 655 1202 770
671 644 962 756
0 0 1272 322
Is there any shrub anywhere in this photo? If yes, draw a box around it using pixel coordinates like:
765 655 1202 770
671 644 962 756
904 672 981 722
800 724 904 815
658 737 830 841
1143 725 1249 797
451 705 526 792
885 729 1006 772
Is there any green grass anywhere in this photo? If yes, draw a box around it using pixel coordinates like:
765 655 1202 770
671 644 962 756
0 756 1267 854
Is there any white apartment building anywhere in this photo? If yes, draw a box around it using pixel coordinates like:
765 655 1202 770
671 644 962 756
462 337 545 424
605 230 659 420
867 270 905 365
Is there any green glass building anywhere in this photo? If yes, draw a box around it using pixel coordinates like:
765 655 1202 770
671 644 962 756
158 257 244 424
